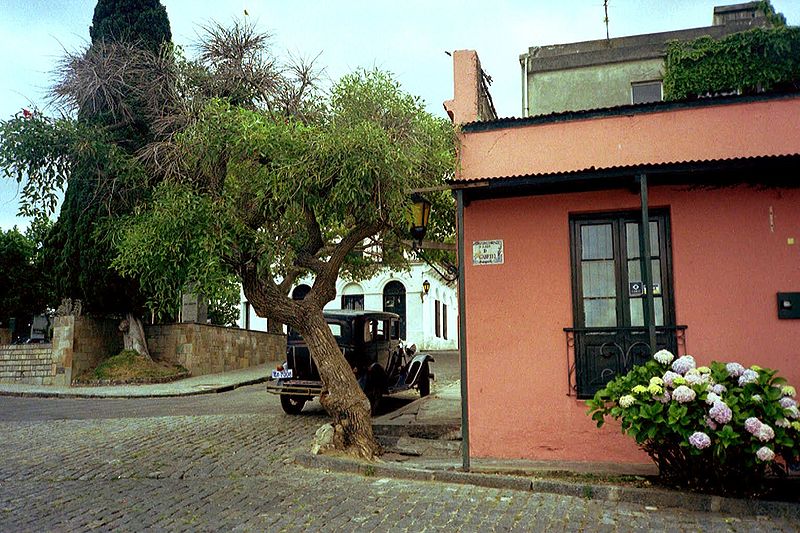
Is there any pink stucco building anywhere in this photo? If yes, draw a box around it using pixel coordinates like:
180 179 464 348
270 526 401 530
446 50 800 465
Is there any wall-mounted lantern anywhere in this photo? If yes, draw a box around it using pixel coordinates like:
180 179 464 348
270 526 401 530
422 279 431 299
410 193 431 248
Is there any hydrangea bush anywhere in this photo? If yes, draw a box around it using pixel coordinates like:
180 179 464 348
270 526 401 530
586 350 800 495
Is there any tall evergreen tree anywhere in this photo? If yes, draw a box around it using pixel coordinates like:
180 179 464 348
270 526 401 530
90 0 171 52
44 0 172 319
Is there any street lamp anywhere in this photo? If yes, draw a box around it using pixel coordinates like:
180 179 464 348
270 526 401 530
410 193 431 248
421 279 431 301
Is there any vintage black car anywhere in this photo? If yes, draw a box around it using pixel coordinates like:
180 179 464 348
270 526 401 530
266 310 433 414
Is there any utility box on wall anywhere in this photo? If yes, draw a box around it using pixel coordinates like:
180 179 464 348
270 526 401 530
777 292 800 319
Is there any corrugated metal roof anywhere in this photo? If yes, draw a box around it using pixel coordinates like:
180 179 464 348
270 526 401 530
449 153 800 185
460 91 800 133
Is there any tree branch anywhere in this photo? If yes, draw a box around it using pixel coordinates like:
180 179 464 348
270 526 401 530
307 220 384 307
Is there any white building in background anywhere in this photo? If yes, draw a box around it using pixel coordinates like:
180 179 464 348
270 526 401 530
237 262 458 351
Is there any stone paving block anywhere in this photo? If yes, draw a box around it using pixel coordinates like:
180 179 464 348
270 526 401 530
0 389 797 531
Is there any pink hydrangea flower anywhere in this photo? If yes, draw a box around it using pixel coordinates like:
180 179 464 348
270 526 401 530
738 369 758 386
779 397 797 409
756 446 775 462
726 362 745 378
704 417 718 431
662 371 681 388
744 417 762 435
688 431 711 450
711 384 726 395
709 401 732 425
671 355 696 375
756 424 775 442
672 385 696 404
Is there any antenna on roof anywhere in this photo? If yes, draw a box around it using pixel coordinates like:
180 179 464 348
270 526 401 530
604 0 610 41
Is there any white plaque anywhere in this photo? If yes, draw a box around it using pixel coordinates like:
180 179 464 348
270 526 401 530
472 240 504 265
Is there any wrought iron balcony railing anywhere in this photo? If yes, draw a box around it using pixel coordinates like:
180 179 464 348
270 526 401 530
563 325 688 399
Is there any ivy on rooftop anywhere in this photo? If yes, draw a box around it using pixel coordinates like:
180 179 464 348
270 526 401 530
663 26 800 100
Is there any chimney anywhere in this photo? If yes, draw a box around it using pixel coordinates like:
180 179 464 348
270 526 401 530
444 50 482 125
712 2 766 27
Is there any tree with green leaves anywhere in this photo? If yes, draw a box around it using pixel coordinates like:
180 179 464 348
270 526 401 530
113 69 455 457
90 0 172 53
0 222 53 337
36 0 174 356
0 16 454 457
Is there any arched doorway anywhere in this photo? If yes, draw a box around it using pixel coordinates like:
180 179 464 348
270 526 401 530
383 281 406 339
292 284 311 300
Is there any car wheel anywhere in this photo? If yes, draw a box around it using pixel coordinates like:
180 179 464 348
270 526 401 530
280 395 306 415
418 361 431 397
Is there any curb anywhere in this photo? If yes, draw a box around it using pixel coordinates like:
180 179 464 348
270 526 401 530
371 422 461 439
0 376 267 399
296 453 800 520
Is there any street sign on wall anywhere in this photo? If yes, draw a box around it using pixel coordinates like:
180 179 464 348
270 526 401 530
472 240 504 265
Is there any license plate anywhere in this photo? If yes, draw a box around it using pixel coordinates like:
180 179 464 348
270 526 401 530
271 369 293 379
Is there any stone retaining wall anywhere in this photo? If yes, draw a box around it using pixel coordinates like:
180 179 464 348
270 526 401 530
1 319 282 385
51 315 123 385
0 344 58 385
146 324 285 377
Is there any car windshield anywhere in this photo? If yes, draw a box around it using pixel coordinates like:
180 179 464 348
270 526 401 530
289 321 344 342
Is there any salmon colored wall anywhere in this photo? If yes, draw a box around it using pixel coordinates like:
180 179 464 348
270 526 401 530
464 185 800 463
443 50 480 125
458 97 800 182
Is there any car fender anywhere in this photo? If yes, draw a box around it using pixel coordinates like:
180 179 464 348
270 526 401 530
363 362 388 394
404 353 434 386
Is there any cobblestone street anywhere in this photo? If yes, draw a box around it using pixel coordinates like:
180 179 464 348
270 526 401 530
0 385 795 532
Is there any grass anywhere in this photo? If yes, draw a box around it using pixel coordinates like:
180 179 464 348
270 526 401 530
85 350 188 383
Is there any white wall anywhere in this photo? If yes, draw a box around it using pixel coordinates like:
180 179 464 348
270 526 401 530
236 262 458 350
236 287 269 332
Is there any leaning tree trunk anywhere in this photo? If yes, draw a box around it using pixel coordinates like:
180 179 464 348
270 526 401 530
301 311 381 459
118 313 151 359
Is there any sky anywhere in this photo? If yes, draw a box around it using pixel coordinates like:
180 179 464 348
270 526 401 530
2 0 800 230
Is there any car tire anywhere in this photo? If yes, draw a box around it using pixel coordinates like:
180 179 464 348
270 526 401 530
418 361 431 397
280 395 306 415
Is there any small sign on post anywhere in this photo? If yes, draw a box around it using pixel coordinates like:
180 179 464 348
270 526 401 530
473 240 504 265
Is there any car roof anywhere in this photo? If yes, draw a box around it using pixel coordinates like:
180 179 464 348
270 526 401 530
323 309 400 321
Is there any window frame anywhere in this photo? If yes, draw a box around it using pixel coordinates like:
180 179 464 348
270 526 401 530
569 209 675 330
568 209 678 398
631 80 663 105
435 299 441 338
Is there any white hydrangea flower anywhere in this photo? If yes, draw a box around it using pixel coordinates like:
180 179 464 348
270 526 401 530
619 395 636 408
653 349 675 365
